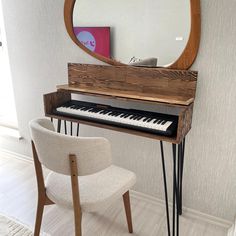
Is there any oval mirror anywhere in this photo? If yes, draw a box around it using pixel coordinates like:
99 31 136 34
64 0 200 69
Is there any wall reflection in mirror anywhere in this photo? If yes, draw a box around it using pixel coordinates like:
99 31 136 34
73 0 190 67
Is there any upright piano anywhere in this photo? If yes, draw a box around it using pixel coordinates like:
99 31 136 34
44 63 198 236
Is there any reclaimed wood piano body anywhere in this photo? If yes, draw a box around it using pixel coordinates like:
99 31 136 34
44 63 198 144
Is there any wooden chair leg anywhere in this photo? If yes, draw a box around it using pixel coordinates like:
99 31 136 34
74 210 82 236
69 154 82 236
123 191 133 233
34 197 45 236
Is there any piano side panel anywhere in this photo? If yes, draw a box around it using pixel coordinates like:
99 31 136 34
44 91 71 115
176 103 194 143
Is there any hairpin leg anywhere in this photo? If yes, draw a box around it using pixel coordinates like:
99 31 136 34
57 119 61 133
172 144 177 236
64 120 67 134
160 141 171 236
160 138 185 236
76 123 80 136
179 138 185 215
70 122 73 136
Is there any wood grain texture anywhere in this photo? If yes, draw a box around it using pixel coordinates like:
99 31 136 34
66 63 198 106
57 84 194 106
63 0 201 70
43 91 71 115
176 104 194 143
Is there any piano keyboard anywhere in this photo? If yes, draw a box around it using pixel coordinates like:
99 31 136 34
54 100 178 136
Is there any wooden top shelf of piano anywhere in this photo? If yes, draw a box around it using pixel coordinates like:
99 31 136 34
57 84 194 106
56 63 198 107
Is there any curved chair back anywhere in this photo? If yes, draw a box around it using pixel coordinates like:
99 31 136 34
29 118 112 176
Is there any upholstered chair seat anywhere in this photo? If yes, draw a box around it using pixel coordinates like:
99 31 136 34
46 165 136 212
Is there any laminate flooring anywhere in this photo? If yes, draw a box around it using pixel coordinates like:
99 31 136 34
0 155 228 236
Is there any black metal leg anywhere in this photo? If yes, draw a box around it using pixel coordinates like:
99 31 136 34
70 122 73 136
176 144 181 236
64 120 67 134
160 141 171 236
179 138 185 215
57 119 61 133
172 144 177 236
160 139 185 236
177 143 181 215
76 123 80 136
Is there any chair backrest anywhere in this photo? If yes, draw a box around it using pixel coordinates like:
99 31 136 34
29 118 112 176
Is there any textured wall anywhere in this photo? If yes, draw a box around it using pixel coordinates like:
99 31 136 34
1 0 236 221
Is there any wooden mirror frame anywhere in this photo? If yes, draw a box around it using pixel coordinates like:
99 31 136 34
64 0 201 70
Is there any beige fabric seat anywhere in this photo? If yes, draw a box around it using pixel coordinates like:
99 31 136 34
29 118 136 236
46 165 136 212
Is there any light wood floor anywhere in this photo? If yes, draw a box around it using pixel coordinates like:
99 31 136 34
0 154 228 236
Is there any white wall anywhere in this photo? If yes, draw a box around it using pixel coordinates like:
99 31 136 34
73 0 190 66
1 0 236 222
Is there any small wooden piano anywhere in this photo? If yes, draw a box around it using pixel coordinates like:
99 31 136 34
44 63 198 236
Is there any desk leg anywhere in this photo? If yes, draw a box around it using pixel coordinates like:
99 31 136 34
57 119 61 133
161 139 186 236
64 120 67 134
179 138 185 215
160 141 171 236
76 123 80 136
172 144 179 236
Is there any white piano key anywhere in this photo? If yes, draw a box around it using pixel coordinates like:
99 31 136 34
56 106 173 133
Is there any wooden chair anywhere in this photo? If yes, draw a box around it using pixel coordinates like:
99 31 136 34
29 118 136 236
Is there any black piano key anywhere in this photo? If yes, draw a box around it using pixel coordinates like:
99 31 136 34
158 120 163 124
161 120 167 125
120 113 127 118
131 116 137 120
154 119 159 124
103 110 111 114
136 116 143 121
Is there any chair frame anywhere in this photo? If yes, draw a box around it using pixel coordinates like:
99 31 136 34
31 141 133 236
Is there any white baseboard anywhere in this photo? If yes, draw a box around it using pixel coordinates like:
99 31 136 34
0 148 32 163
0 148 232 229
227 218 236 236
130 190 232 229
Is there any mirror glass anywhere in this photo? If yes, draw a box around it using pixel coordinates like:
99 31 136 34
73 0 191 67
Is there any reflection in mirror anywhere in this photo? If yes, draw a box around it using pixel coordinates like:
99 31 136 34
73 0 191 67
